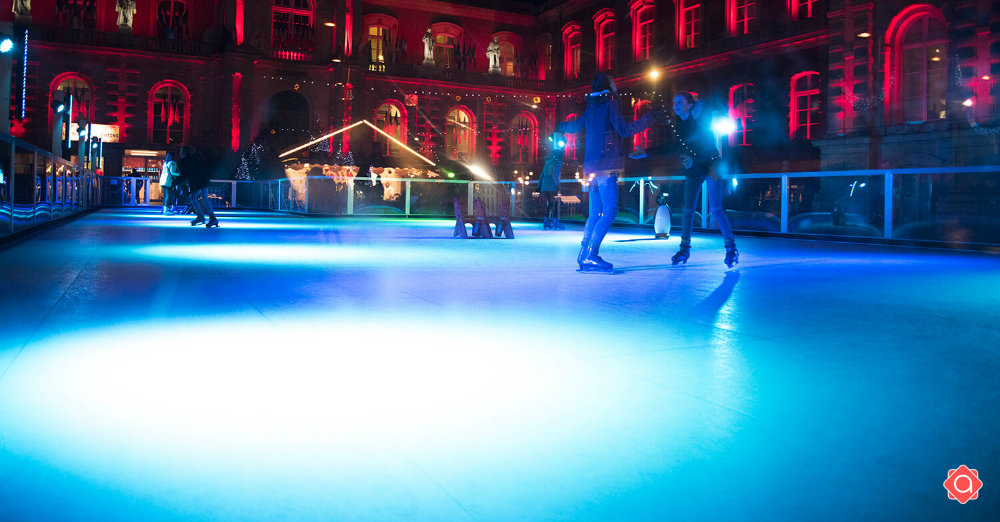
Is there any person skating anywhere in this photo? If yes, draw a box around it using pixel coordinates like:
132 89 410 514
559 72 658 273
538 133 565 230
179 146 218 228
668 91 738 268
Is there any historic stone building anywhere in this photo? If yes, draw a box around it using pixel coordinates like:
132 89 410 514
3 0 998 178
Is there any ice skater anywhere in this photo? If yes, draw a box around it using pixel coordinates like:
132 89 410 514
538 132 565 230
179 146 218 228
559 72 658 273
667 91 738 268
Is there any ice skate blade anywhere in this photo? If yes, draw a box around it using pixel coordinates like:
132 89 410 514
577 267 615 274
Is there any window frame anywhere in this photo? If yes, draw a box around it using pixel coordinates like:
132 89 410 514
789 72 820 140
562 22 582 79
147 80 191 146
677 1 702 50
445 106 476 160
629 0 655 62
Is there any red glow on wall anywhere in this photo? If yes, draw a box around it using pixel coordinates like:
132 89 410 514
232 72 242 151
344 1 353 56
235 0 245 45
342 83 352 154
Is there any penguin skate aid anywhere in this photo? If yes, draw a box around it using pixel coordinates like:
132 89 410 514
558 72 662 274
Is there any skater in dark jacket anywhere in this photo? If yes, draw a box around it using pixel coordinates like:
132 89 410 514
538 133 565 230
668 91 738 267
559 72 658 272
179 146 218 228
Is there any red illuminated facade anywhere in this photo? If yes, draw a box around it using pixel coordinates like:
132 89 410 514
3 0 999 178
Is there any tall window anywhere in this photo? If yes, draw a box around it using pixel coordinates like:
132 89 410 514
149 81 189 145
677 1 702 49
368 26 386 65
630 0 654 61
564 113 579 160
884 6 949 124
594 10 615 71
633 101 653 150
157 0 188 39
500 42 516 76
434 35 456 69
375 102 406 156
727 0 756 36
562 23 581 79
729 84 755 146
790 72 820 139
51 74 94 137
272 0 313 61
445 107 475 160
510 113 537 164
901 17 948 123
789 0 816 20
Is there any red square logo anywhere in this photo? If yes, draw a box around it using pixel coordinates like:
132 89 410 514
944 465 982 504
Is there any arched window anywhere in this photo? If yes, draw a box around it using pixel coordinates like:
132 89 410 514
157 0 188 40
50 74 95 137
493 32 523 77
148 81 190 145
536 34 553 80
729 83 754 146
272 0 314 61
375 101 407 156
564 113 579 160
629 0 654 61
510 113 538 164
788 0 816 21
790 72 820 139
677 1 702 49
363 14 399 70
885 6 948 124
593 9 615 71
727 0 756 36
432 23 463 70
633 101 653 150
445 106 475 160
562 22 581 79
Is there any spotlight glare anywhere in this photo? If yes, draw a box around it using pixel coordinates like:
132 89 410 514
649 69 660 79
0 38 13 54
963 98 975 107
711 116 737 136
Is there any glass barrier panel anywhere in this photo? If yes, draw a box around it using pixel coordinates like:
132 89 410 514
720 177 782 233
642 179 689 227
615 178 643 224
234 181 266 209
0 143 11 236
892 170 1000 244
554 179 588 221
14 147 43 228
472 182 511 217
305 177 350 214
788 175 884 237
354 177 405 215
409 180 469 217
103 177 125 206
206 181 233 209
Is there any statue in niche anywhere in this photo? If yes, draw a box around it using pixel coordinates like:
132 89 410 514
116 0 136 29
422 29 435 65
12 0 30 17
486 37 501 74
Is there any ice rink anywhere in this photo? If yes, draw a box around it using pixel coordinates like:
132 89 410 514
0 208 997 522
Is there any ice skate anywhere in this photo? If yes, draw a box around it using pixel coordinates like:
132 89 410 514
671 242 691 265
724 240 739 268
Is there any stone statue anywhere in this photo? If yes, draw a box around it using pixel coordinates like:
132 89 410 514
116 0 136 29
422 29 434 65
486 37 501 74
12 0 30 17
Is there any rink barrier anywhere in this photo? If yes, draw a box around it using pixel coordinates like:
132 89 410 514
0 133 102 243
96 165 1000 247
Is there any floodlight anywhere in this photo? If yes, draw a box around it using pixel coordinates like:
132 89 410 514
711 116 737 136
0 35 14 54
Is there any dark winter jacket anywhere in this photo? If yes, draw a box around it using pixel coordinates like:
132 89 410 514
179 150 211 191
558 91 656 174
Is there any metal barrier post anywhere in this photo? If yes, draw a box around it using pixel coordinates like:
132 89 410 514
32 150 37 225
7 141 12 233
780 175 789 233
638 178 645 224
304 177 309 213
883 171 893 239
346 178 354 214
404 180 411 216
467 182 474 214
